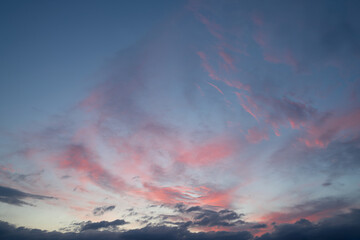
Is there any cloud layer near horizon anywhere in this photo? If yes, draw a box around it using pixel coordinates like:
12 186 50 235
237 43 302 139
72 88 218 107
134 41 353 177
1 209 360 240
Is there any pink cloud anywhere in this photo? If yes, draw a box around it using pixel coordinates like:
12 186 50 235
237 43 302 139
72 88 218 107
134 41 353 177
197 51 222 81
252 22 301 71
300 109 360 148
263 49 301 71
137 184 235 208
271 123 281 137
139 183 197 205
219 51 235 70
259 96 316 132
197 52 250 93
196 186 236 208
192 11 224 40
191 225 234 233
246 127 269 143
235 92 259 121
207 81 224 95
55 144 126 191
176 137 236 166
223 79 251 91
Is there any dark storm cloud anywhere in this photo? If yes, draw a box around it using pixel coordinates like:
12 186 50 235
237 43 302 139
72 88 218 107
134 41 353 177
0 185 55 206
92 205 116 216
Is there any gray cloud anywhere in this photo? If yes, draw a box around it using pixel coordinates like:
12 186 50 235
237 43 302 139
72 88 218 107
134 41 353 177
0 185 55 207
193 208 245 227
93 205 116 216
81 219 128 231
0 168 44 185
251 223 267 229
172 205 246 229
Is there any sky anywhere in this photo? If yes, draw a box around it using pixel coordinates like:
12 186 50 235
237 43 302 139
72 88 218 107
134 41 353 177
0 0 360 239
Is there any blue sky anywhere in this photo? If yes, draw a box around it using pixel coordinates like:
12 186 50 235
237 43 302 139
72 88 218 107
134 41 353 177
0 0 182 130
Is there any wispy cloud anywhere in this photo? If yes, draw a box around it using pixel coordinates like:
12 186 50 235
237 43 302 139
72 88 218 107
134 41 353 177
0 185 55 207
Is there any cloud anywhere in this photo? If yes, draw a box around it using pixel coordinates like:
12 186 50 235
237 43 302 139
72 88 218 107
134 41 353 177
191 10 224 40
235 92 259 121
251 223 267 229
300 109 360 148
121 226 253 240
93 205 116 216
1 209 360 239
171 204 247 232
0 168 44 185
257 209 360 240
237 94 317 132
271 136 360 183
81 219 127 231
192 208 245 227
176 137 236 166
246 127 269 143
207 82 224 95
0 185 55 207
186 206 202 212
265 97 316 129
3 0 360 235
54 144 127 192
218 50 235 70
0 220 252 240
137 184 237 209
197 51 222 81
262 196 354 224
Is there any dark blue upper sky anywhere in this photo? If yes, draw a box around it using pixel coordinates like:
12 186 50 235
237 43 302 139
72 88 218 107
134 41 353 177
0 0 183 130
